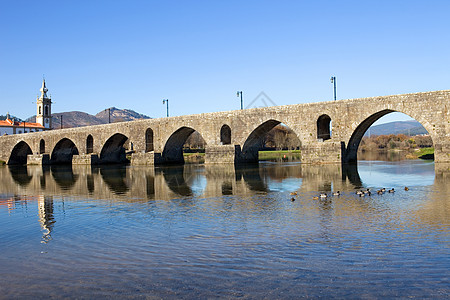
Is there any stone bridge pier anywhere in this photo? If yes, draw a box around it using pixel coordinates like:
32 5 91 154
0 90 448 167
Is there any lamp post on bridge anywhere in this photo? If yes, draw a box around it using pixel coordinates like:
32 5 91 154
236 91 243 110
163 99 169 117
103 108 111 123
330 76 336 101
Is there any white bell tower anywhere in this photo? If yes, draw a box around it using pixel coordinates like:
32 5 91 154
36 79 52 129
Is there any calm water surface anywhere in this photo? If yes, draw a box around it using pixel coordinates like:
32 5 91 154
0 160 449 299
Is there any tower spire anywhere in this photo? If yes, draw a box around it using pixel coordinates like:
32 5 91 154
40 79 48 98
36 79 52 129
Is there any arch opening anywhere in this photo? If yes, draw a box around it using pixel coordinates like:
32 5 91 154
239 120 301 163
39 139 45 154
86 135 94 154
317 114 332 141
344 110 434 163
51 138 79 164
8 141 32 165
99 133 130 164
162 127 206 164
145 128 154 152
220 125 231 145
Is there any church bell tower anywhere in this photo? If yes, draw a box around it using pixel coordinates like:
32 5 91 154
36 79 52 129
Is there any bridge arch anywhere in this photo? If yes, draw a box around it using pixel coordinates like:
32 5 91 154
162 126 206 164
8 141 32 165
145 128 154 152
100 133 130 164
39 139 45 154
343 109 435 163
51 138 79 164
86 135 94 154
220 124 231 145
317 114 332 141
239 119 301 163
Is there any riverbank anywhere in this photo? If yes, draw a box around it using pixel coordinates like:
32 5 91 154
407 147 434 159
359 147 434 161
259 150 301 161
183 150 302 163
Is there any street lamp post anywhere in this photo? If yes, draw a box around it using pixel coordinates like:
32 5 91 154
330 76 336 101
163 99 169 117
236 91 243 110
108 108 111 123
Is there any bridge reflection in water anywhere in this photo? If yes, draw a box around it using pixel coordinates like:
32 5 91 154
0 161 448 299
1 163 360 200
2 162 449 199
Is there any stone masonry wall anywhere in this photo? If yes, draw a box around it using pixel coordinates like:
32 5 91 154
0 90 448 165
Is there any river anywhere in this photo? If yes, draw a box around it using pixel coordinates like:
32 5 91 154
0 160 449 298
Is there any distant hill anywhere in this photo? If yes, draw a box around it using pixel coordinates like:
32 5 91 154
365 120 427 136
95 107 151 123
26 107 151 129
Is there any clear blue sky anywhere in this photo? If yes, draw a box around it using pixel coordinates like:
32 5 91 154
1 0 449 124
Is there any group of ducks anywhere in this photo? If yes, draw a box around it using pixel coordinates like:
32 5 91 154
289 186 409 202
355 188 395 197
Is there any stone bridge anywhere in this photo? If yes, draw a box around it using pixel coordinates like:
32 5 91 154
1 90 449 166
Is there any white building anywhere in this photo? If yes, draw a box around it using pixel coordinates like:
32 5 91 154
1 80 52 135
0 113 46 135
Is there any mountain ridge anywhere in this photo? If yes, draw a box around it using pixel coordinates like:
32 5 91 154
25 107 151 129
364 120 427 136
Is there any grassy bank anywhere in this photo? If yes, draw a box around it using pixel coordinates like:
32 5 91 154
407 147 434 159
259 150 301 161
0 160 5 165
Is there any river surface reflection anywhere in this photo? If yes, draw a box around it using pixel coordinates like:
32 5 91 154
0 161 449 299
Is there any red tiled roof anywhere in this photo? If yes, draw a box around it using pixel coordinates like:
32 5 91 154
0 118 44 128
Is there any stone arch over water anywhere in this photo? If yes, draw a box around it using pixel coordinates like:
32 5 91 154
343 110 435 163
8 141 32 165
238 119 301 163
162 126 206 164
51 138 79 164
100 133 129 164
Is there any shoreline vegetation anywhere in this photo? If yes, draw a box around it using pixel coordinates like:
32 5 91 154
360 134 434 160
